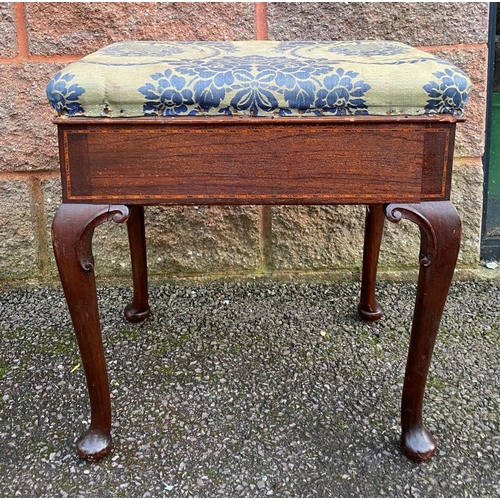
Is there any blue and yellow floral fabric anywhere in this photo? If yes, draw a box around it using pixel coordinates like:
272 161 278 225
46 40 472 118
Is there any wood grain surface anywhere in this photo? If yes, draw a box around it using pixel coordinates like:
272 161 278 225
58 117 455 205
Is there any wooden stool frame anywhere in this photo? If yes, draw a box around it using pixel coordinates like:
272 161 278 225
51 114 462 462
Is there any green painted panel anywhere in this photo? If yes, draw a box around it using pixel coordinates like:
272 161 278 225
489 92 500 199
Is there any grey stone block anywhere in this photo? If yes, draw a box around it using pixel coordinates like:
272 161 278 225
451 160 484 264
271 159 483 271
144 205 261 275
42 177 261 278
428 46 488 159
271 205 365 270
42 177 132 279
0 180 38 279
0 63 62 172
26 3 256 55
0 3 16 58
268 2 489 46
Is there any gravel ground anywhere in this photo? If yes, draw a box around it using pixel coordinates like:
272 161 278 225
0 278 499 497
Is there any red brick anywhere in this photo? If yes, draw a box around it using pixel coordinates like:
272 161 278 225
0 63 62 172
268 2 489 46
26 2 256 56
0 3 16 57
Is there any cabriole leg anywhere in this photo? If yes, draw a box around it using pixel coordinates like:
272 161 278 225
386 201 461 461
358 204 385 321
124 205 150 322
52 203 129 461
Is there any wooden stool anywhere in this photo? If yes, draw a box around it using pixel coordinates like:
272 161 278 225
47 41 471 462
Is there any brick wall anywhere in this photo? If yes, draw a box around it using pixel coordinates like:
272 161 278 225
0 2 490 283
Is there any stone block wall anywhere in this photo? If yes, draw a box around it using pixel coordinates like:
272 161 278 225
0 2 489 282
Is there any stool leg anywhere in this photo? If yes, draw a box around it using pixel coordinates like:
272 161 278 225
124 205 150 322
358 204 385 321
386 201 461 461
52 203 130 461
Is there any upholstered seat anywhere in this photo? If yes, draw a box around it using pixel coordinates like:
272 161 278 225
46 40 471 118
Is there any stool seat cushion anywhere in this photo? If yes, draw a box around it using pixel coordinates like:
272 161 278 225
46 40 471 118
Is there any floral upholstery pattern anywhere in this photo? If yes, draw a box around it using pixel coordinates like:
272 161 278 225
46 40 472 118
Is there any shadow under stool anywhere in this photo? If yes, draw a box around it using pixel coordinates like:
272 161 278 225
46 41 472 462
